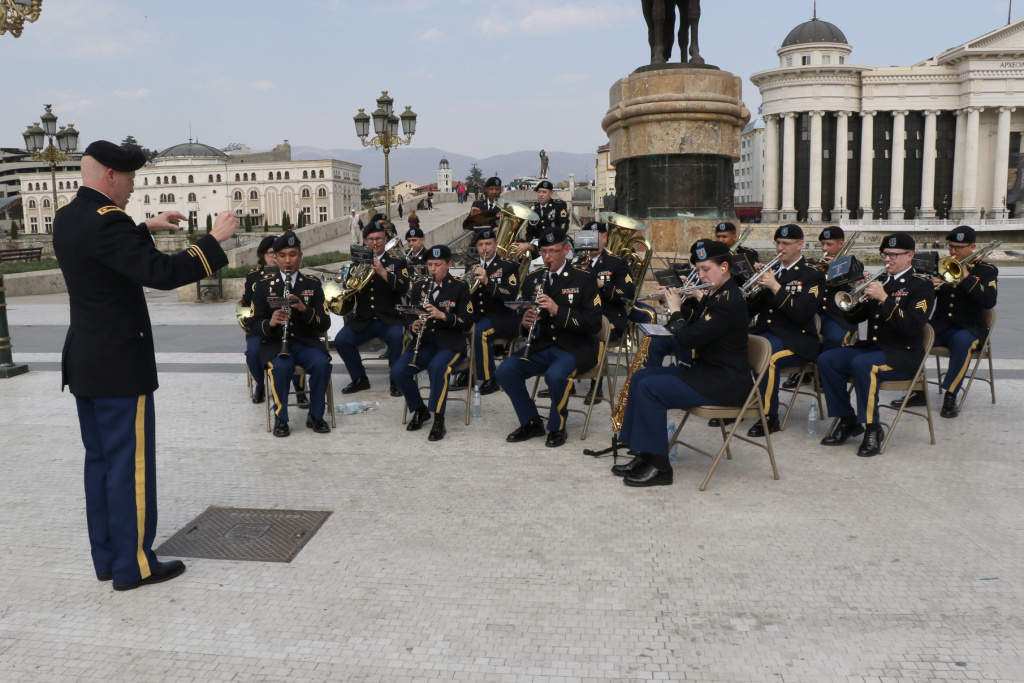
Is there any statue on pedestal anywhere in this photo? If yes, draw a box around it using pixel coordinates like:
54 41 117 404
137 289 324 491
539 149 549 179
642 0 703 66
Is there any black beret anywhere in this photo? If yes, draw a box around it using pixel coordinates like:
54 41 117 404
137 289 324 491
774 224 804 240
879 232 916 252
536 180 554 191
427 244 452 260
272 230 300 252
690 238 711 254
84 140 146 172
538 227 567 246
405 227 425 239
945 226 976 244
363 223 386 239
691 240 730 263
583 220 607 233
715 221 737 233
369 213 387 224
484 176 502 188
818 226 845 241
476 227 497 241
257 235 277 254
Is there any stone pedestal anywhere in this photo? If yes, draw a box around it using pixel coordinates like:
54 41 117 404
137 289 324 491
602 67 749 253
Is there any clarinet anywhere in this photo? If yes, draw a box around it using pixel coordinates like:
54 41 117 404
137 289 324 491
408 284 432 370
519 276 547 363
279 266 292 359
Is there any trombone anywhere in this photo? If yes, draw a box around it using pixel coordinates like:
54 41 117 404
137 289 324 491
937 240 1001 285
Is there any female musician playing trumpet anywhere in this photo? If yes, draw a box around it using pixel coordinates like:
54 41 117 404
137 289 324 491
613 241 753 487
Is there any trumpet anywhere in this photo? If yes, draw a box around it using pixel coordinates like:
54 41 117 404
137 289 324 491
937 240 1001 285
519 278 547 363
814 231 862 271
740 254 784 297
835 270 887 311
636 282 714 301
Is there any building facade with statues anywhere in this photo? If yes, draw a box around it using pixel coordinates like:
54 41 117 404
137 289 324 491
752 16 1024 224
18 140 361 233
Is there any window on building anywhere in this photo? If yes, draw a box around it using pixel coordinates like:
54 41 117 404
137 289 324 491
188 193 197 202
171 176 176 184
269 172 274 180
235 173 241 181
250 208 259 215
28 199 36 209
839 56 845 64
156 177 161 185
319 206 328 222
302 171 308 179
188 175 194 183
208 175 214 183
146 213 154 219
249 190 258 200
786 57 793 67
801 55 810 66
284 172 289 179
216 174 221 182
301 207 311 223
58 182 63 190
42 182 47 190
319 170 324 178
144 195 150 204
233 190 243 201
189 210 198 225
30 217 38 233
276 172 282 180
244 173 250 181
74 181 78 188
822 54 831 65
317 187 326 197
163 177 169 184
301 188 310 198
44 216 52 232
144 177 148 185
42 198 50 208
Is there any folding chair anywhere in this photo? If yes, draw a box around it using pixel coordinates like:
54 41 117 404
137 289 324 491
668 334 779 491
777 315 823 431
929 308 996 411
402 325 475 426
530 316 612 440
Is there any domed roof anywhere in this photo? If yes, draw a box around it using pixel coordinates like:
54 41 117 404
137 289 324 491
573 187 591 201
155 142 230 160
782 18 847 47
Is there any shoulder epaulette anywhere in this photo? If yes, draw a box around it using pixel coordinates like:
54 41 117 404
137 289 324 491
913 273 932 281
97 205 125 215
528 266 546 275
570 263 591 273
247 266 260 274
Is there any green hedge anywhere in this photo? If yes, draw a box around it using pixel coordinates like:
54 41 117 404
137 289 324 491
219 250 349 279
0 257 61 274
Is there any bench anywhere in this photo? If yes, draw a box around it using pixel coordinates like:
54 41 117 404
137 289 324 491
0 247 43 264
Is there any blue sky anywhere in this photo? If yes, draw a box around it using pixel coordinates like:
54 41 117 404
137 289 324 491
1 0 1016 158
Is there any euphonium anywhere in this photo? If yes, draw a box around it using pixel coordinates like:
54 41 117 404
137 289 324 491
835 270 887 311
493 198 537 259
740 254 784 297
596 211 653 311
937 240 1001 285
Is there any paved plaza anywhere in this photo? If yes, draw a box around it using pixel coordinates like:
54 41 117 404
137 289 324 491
2 277 1023 683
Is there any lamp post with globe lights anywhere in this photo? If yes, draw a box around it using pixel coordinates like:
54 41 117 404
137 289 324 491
353 92 417 223
23 104 80 227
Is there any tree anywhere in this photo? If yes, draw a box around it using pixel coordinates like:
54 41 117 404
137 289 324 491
281 211 291 229
9 220 18 239
465 163 485 198
120 135 158 161
296 211 306 230
206 214 213 233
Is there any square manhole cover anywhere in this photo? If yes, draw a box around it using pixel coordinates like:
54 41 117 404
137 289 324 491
156 506 332 563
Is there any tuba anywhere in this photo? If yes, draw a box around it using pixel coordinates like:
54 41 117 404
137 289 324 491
595 211 653 310
493 198 539 282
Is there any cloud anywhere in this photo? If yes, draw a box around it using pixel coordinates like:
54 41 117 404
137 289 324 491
27 0 156 59
253 80 274 91
416 27 445 42
519 1 636 33
408 68 435 81
113 88 151 99
57 99 92 113
475 15 510 36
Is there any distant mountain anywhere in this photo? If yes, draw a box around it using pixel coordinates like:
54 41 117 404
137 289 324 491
291 146 595 188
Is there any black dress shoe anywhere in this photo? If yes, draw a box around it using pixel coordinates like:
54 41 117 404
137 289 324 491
407 406 431 431
891 390 927 408
545 429 567 448
623 464 673 487
306 414 330 433
538 384 575 399
781 373 801 390
377 351 389 359
708 417 735 428
478 378 500 395
583 380 604 406
273 417 290 437
820 420 864 445
295 391 310 409
857 425 884 457
389 380 403 397
506 417 546 442
746 415 780 438
611 455 647 477
341 376 370 394
450 372 469 388
112 560 186 591
251 386 265 404
940 391 959 418
97 572 112 581
428 415 446 441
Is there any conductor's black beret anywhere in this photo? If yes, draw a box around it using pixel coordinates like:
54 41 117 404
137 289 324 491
84 140 146 172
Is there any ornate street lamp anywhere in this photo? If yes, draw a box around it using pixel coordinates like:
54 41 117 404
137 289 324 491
23 105 80 227
0 0 42 38
354 91 417 222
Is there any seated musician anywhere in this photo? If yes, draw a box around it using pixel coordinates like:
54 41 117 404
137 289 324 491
251 231 333 437
495 227 602 448
333 222 411 397
460 225 521 395
744 224 825 437
470 176 503 217
892 226 996 418
646 238 711 369
713 221 759 285
517 180 569 261
613 240 753 487
391 245 473 442
818 232 935 456
405 226 428 279
242 235 277 404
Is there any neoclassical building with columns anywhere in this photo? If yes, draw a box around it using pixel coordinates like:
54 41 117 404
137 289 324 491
752 16 1024 223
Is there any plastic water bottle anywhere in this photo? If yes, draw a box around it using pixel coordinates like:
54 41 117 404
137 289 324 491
806 402 819 435
471 386 483 419
418 370 428 385
338 400 379 415
667 420 679 461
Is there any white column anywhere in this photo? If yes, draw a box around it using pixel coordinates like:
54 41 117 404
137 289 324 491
962 107 983 220
920 110 938 218
763 115 780 221
859 111 875 217
951 109 967 215
993 106 1015 217
834 112 850 220
781 113 798 219
889 110 908 219
807 111 824 222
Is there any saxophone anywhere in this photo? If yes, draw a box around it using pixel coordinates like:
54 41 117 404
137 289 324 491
584 333 651 461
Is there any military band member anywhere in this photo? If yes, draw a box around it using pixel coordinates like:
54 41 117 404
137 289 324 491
405 226 428 279
54 140 239 590
892 226 997 418
645 238 711 369
612 241 753 487
517 180 569 260
251 231 333 437
333 223 411 396
819 232 935 456
713 221 759 285
744 224 825 437
496 227 602 448
243 235 278 404
463 226 521 394
470 176 503 216
392 245 473 441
